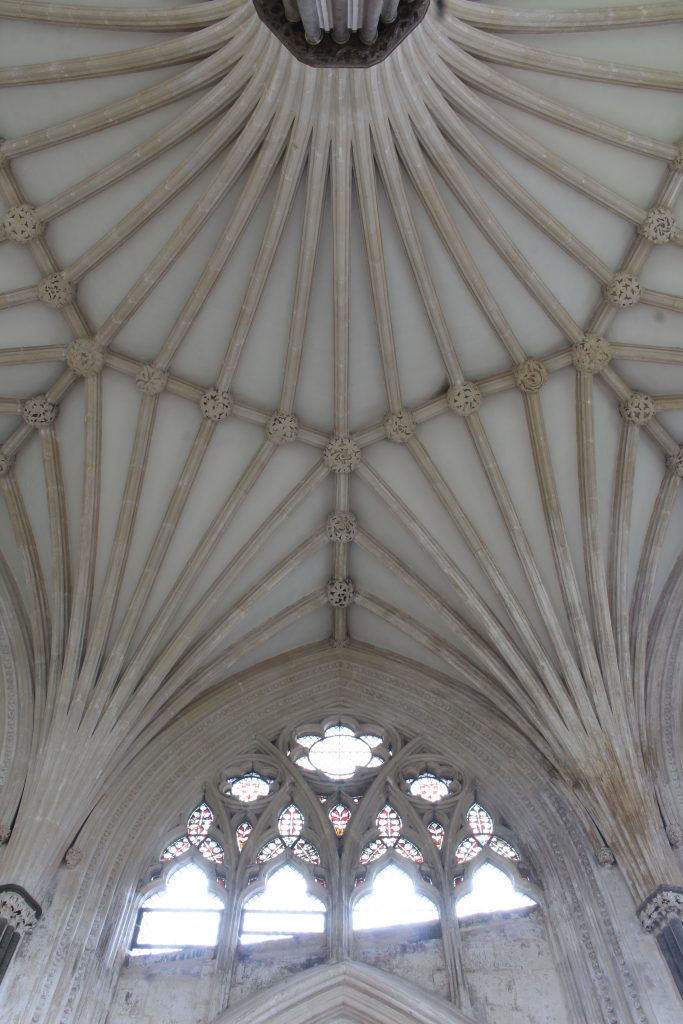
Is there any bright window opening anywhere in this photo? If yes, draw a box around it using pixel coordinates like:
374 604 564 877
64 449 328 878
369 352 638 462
240 865 326 945
132 863 223 954
456 862 536 918
353 864 439 931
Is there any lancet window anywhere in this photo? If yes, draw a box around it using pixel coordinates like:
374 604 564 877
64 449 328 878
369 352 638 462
132 718 539 964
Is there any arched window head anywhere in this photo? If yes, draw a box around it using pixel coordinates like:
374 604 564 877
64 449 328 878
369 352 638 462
455 862 536 919
353 864 439 931
240 864 326 944
132 863 223 954
160 802 225 865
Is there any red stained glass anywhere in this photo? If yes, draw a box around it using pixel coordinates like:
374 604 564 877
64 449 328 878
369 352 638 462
236 822 252 851
360 840 387 865
292 839 321 864
489 836 519 861
216 876 226 888
455 837 482 864
466 803 493 839
428 822 444 850
198 837 224 864
408 774 449 803
395 837 423 863
160 836 191 861
256 838 285 863
278 804 304 846
230 773 270 803
329 803 351 836
376 805 401 846
187 803 213 841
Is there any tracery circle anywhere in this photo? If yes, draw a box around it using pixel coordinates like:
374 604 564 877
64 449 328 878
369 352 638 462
308 729 373 779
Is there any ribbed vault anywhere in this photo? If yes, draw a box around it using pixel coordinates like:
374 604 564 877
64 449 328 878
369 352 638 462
0 0 682 978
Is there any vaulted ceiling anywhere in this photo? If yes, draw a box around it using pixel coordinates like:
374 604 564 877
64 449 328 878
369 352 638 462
0 0 682 896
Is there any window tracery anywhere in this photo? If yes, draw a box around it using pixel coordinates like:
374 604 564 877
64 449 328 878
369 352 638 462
134 717 539 958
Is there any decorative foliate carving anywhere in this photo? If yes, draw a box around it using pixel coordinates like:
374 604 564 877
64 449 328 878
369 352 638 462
639 207 676 245
514 358 547 393
0 891 39 935
66 338 104 378
64 847 83 869
0 450 14 478
638 886 683 933
1 204 43 242
199 387 232 421
23 395 58 427
666 825 683 849
596 846 615 866
327 577 355 607
665 448 683 478
323 437 361 474
136 364 168 395
383 409 416 444
572 334 612 374
670 143 683 173
38 272 74 309
266 411 299 445
603 273 640 308
326 511 357 543
447 382 481 416
620 392 655 426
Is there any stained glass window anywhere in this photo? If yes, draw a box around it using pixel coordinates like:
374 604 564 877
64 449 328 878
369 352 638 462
395 837 423 863
295 725 385 780
236 821 252 851
132 864 223 954
187 803 213 841
428 822 444 850
455 836 482 863
278 804 304 846
161 836 192 861
353 864 439 931
292 839 321 864
228 773 271 803
240 865 325 944
197 837 224 864
467 803 493 839
489 836 520 860
256 838 285 863
329 803 351 836
376 805 401 846
360 839 387 864
408 773 450 803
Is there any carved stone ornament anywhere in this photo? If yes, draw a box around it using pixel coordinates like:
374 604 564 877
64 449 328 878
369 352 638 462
327 577 355 607
447 381 481 416
266 410 299 445
596 846 615 866
603 273 641 308
670 143 683 173
64 847 83 869
572 334 612 374
665 448 683 478
1 204 43 242
620 392 655 427
0 891 39 935
326 511 357 543
0 449 14 478
135 364 168 396
23 394 58 427
323 437 361 474
0 827 11 844
666 825 683 849
199 387 232 421
638 885 683 933
38 272 74 309
383 409 416 444
514 358 547 393
329 635 350 648
66 337 105 377
639 207 676 245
